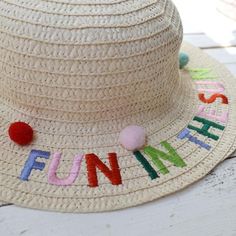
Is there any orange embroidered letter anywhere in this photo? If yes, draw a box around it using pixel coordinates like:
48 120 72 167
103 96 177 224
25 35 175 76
198 93 228 104
85 153 122 187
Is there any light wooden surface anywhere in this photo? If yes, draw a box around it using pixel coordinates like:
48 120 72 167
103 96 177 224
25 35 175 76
1 0 236 235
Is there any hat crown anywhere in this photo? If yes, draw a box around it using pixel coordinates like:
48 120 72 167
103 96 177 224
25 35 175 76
0 0 183 123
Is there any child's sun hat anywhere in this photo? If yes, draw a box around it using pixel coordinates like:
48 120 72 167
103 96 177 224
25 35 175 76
0 0 236 213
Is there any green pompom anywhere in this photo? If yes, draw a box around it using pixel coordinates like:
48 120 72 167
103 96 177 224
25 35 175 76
179 52 189 69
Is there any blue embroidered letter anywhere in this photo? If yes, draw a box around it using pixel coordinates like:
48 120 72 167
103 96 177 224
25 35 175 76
20 149 50 181
177 128 211 150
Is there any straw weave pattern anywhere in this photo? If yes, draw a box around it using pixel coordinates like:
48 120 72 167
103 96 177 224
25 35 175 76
0 0 183 125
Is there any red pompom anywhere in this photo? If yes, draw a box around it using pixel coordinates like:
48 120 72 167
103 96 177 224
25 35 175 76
8 122 34 146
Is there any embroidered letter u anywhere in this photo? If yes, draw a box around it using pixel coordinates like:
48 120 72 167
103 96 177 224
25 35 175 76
48 152 83 186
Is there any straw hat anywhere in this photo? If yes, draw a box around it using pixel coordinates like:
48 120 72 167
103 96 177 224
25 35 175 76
0 0 235 213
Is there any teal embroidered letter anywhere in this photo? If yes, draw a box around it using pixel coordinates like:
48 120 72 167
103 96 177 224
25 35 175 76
188 116 225 141
133 151 159 180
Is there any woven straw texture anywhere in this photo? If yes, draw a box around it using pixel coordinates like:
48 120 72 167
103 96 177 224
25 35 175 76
0 0 236 212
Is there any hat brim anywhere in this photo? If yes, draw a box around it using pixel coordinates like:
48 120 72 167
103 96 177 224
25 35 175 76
0 42 236 212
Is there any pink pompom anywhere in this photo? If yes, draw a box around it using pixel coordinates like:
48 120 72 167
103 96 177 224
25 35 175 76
119 125 146 151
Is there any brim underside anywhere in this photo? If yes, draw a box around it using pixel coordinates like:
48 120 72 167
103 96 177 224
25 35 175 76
0 42 236 212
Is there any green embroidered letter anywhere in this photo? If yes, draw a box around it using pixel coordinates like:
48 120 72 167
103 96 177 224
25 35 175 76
188 116 225 141
189 68 216 80
143 141 186 175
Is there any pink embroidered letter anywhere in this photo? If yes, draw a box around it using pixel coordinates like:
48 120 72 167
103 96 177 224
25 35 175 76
196 81 225 93
48 152 83 186
197 105 228 123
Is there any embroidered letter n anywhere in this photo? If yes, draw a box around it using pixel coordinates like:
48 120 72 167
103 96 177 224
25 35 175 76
85 153 122 187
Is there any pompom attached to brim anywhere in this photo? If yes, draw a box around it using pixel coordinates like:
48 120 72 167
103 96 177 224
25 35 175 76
8 122 34 146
